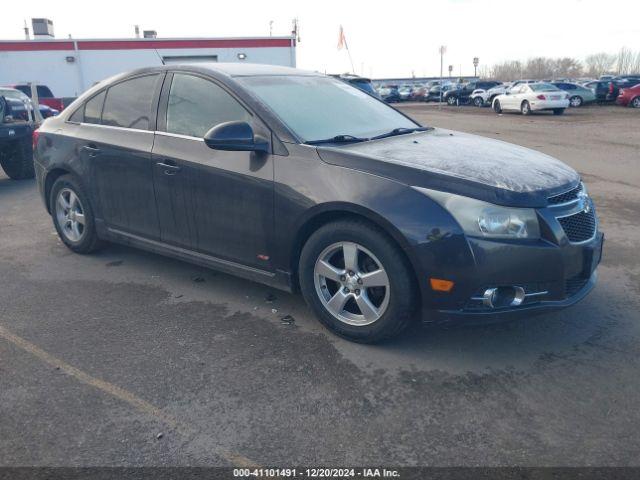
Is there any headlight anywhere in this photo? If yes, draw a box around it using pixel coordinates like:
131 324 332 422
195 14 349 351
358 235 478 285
414 187 540 239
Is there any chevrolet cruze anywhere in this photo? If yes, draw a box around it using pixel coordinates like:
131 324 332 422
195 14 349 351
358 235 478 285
34 64 604 342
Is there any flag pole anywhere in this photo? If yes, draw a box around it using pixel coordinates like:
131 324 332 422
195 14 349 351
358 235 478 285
344 37 355 74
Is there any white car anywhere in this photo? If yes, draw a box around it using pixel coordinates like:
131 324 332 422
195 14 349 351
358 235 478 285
492 83 570 115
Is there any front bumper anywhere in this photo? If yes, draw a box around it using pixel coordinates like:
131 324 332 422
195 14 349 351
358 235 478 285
425 231 603 324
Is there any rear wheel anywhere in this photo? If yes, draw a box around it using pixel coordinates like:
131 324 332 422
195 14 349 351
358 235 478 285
0 140 35 180
553 108 565 115
299 220 417 343
493 100 502 114
569 95 583 107
631 97 640 108
521 101 532 115
447 95 457 106
473 96 484 107
50 174 103 254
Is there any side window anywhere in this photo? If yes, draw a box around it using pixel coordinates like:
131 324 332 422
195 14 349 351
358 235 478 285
102 75 160 130
68 106 84 123
166 74 251 138
84 91 106 124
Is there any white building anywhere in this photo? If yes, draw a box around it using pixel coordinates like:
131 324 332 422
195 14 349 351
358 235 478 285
0 35 297 98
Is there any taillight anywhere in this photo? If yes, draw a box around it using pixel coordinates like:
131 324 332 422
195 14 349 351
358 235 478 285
609 83 614 93
32 129 40 150
536 94 546 100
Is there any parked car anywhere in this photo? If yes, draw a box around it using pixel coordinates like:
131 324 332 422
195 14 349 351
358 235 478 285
0 95 37 180
443 81 501 106
584 81 620 103
378 85 401 103
0 87 59 118
550 82 596 107
616 83 640 108
398 85 414 101
470 83 509 107
332 74 381 99
6 84 66 111
493 83 569 115
425 83 456 102
34 64 603 342
612 76 640 88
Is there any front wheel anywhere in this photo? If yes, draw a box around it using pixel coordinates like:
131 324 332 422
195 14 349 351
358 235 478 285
473 97 484 107
553 108 565 115
299 220 417 343
569 96 583 107
631 97 640 108
521 101 532 115
447 96 457 106
493 100 502 114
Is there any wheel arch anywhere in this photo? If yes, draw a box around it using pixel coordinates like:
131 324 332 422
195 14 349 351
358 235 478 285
44 166 75 213
289 203 420 292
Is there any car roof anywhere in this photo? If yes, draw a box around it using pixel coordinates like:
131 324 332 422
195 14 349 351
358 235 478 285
168 62 320 77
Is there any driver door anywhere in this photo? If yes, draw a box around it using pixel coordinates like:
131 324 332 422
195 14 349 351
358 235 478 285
151 72 275 270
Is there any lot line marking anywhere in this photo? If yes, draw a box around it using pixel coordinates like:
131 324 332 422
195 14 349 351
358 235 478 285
0 324 258 468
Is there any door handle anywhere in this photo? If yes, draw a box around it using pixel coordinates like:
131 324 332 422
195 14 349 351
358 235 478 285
156 160 181 175
82 144 100 156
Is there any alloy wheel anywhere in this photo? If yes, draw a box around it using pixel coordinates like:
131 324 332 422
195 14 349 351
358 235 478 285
55 188 86 242
570 96 582 107
632 97 640 108
313 242 390 326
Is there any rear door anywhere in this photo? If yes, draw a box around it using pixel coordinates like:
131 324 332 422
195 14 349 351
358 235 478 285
79 73 164 239
151 72 275 270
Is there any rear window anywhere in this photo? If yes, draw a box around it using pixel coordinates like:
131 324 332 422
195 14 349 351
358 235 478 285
13 85 53 98
102 75 160 130
530 83 561 92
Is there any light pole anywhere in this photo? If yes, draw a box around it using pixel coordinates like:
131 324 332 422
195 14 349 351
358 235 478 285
473 57 479 78
439 45 446 107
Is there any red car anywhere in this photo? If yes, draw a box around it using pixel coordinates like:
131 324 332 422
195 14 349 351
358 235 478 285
616 84 640 108
5 84 66 111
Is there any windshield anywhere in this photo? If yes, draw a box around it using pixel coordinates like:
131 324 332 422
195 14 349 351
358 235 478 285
239 75 418 142
530 83 561 92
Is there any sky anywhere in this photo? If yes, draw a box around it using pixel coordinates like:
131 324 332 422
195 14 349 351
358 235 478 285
2 0 639 78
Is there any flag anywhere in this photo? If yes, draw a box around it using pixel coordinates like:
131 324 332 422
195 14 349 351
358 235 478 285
337 25 346 51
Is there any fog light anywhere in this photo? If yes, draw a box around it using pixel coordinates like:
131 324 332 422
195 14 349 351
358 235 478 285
481 286 525 308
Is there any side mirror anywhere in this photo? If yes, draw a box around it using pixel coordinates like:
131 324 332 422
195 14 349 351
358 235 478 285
204 121 269 153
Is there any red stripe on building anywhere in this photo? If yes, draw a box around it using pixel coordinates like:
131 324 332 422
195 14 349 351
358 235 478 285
0 41 75 51
0 38 293 52
78 38 293 50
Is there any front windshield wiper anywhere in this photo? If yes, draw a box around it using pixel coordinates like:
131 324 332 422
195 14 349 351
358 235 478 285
305 134 369 145
370 127 430 141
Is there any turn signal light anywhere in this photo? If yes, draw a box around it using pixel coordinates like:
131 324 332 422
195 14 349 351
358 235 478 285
430 278 454 292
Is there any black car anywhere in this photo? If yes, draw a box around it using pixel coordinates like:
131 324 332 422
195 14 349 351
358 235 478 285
0 96 36 180
443 81 501 105
585 80 620 103
331 74 381 99
34 64 603 343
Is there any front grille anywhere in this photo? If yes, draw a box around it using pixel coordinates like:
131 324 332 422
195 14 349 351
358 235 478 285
565 275 589 297
548 184 582 205
558 209 596 243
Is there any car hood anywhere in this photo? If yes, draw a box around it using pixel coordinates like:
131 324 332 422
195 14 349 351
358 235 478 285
316 128 580 208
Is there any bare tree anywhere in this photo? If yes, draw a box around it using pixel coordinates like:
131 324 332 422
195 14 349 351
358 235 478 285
585 52 616 77
616 47 634 75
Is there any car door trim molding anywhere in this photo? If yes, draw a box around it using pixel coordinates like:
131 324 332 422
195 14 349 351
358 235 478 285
104 227 293 292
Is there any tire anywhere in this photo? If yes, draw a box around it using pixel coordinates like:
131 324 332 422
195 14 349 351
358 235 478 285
447 95 457 106
569 95 583 107
631 97 640 108
0 139 35 180
493 100 502 114
299 219 417 343
553 108 565 115
49 174 103 254
473 96 484 107
521 101 532 115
